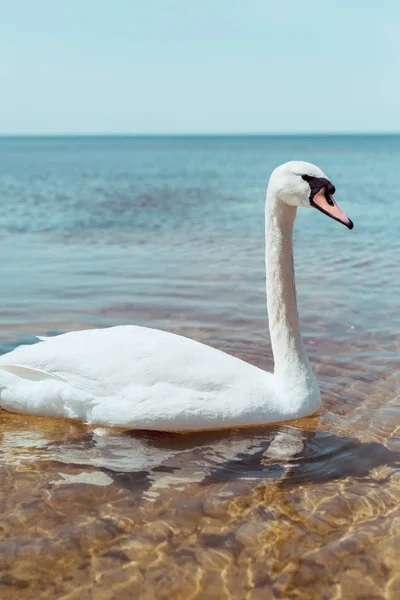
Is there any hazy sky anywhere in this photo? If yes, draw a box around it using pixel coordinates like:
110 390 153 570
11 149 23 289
1 1 399 134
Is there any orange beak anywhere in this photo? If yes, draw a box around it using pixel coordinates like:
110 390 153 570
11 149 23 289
311 188 353 229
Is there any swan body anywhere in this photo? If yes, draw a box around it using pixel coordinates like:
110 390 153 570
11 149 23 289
0 326 309 430
0 161 353 431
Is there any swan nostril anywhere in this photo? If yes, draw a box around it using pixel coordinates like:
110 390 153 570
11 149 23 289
325 191 335 206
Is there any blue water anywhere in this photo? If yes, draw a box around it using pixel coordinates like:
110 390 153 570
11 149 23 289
1 135 399 598
0 135 398 347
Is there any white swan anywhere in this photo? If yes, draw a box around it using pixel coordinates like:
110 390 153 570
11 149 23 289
0 161 353 431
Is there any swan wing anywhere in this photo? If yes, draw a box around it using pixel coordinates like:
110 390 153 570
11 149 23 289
0 326 272 430
0 363 69 382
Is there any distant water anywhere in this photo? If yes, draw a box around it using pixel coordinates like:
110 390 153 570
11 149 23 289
1 136 399 599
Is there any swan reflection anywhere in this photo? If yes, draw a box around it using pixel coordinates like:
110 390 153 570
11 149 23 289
3 420 399 499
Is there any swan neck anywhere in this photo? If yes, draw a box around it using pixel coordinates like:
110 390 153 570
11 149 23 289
265 192 308 376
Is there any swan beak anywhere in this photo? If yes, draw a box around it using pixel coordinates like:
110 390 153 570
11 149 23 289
311 188 354 229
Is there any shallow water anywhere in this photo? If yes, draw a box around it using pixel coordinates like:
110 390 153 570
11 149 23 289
1 135 399 599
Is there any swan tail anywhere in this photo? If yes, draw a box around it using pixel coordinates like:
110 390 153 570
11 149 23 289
0 363 97 421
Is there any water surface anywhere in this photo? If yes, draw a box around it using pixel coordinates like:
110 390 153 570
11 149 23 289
1 135 399 599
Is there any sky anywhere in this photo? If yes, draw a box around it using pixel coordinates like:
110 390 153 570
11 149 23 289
1 0 400 135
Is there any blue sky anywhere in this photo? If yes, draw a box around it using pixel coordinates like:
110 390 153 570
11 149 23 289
1 1 399 134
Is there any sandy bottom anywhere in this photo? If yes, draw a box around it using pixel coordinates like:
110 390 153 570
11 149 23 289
1 327 399 600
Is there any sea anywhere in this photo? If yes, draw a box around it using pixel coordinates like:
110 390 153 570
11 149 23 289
1 135 399 599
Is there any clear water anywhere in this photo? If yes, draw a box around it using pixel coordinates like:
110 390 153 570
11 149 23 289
1 136 399 599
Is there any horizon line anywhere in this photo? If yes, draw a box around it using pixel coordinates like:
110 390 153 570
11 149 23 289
1 131 400 138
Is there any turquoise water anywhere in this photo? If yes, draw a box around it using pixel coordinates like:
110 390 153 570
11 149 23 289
1 136 399 599
1 135 399 345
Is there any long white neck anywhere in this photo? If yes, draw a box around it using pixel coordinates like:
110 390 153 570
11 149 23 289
265 189 312 381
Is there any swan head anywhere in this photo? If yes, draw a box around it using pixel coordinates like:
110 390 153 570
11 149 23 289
269 161 353 229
